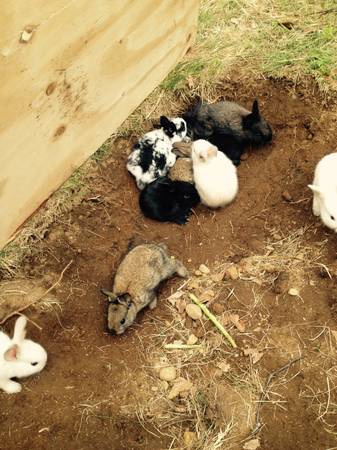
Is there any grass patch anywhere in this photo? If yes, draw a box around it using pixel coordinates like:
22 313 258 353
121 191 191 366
160 0 337 92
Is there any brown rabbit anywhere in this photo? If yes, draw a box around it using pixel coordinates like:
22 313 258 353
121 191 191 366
101 243 188 334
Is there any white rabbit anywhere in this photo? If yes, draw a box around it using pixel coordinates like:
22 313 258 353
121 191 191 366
0 315 47 393
308 152 337 232
191 139 238 208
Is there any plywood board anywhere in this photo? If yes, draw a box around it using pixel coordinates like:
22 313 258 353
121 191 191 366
0 0 199 249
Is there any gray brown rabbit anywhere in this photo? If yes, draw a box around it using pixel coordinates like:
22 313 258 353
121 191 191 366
101 243 188 334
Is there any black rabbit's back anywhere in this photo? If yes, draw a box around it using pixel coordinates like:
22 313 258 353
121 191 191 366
139 177 199 224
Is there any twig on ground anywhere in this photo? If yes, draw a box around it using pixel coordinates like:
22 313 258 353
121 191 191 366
164 343 202 350
251 356 302 435
0 260 73 324
189 293 237 348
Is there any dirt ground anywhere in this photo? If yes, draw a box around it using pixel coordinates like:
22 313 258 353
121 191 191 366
1 77 337 450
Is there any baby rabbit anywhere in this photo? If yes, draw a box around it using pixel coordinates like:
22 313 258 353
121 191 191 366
0 316 47 393
191 139 238 209
169 158 194 184
101 243 188 334
308 152 337 232
139 177 199 224
183 99 272 166
126 116 187 189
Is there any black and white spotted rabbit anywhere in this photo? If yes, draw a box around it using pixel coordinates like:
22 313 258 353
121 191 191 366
126 116 187 190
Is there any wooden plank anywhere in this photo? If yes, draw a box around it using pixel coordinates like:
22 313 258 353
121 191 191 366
0 0 199 249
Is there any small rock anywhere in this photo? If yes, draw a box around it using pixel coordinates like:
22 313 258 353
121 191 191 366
168 378 193 400
211 272 224 282
288 287 300 296
187 334 198 345
159 367 177 382
186 304 202 320
216 361 231 373
199 264 210 275
243 438 260 450
194 270 202 276
225 265 239 280
210 302 225 315
199 289 215 303
184 431 197 447
282 190 292 202
187 279 200 290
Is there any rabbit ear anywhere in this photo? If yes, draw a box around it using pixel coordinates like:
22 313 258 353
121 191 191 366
4 344 19 361
13 316 27 343
252 100 260 117
308 184 324 196
101 288 118 303
207 145 217 158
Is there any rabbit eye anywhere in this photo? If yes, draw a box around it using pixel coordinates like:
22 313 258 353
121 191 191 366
31 362 38 366
331 215 335 221
120 318 126 325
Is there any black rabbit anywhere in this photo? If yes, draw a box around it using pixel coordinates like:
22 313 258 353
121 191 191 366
183 99 272 166
139 177 200 224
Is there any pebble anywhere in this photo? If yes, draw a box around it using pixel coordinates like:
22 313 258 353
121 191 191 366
282 190 292 202
159 367 177 382
226 265 239 280
184 431 197 447
288 287 300 296
199 264 210 275
186 304 202 320
194 270 202 276
187 334 198 345
199 289 215 303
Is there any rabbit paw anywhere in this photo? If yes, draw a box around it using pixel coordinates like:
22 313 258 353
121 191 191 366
2 381 22 394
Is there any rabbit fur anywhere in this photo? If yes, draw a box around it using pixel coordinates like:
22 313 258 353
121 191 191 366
183 99 272 166
0 316 47 393
101 243 188 334
139 177 200 224
191 139 238 209
126 116 187 189
308 152 337 232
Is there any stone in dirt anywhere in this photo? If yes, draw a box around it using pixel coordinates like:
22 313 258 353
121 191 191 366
187 334 198 345
186 304 202 320
199 264 210 275
243 438 260 449
167 378 193 400
184 431 197 447
226 265 239 280
288 287 300 296
199 289 215 303
159 367 177 382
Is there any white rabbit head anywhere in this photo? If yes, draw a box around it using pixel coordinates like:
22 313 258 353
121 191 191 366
308 184 337 231
0 316 47 392
191 139 218 164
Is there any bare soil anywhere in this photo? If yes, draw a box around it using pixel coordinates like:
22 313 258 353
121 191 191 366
1 77 337 450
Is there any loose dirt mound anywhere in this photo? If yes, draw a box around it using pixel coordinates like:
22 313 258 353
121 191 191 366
1 78 337 450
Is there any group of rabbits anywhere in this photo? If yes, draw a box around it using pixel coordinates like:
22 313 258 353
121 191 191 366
127 99 273 224
126 97 337 235
2 97 335 395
